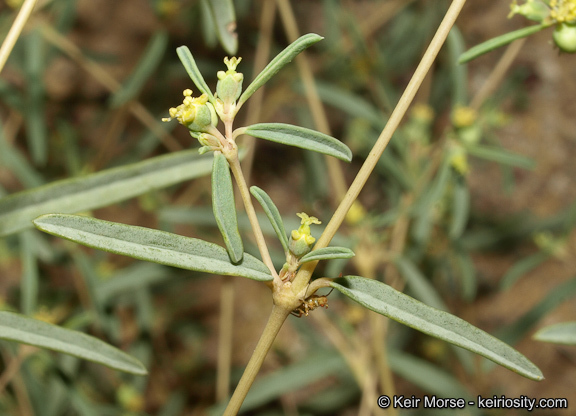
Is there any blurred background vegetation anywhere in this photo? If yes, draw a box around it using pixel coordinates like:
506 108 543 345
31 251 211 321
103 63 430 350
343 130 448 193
1 0 575 415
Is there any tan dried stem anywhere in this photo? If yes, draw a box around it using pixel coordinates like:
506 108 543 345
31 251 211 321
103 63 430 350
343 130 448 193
0 0 39 75
292 0 469 295
469 38 526 110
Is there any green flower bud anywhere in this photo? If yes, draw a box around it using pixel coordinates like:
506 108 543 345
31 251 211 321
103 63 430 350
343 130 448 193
553 22 576 52
216 57 244 106
288 213 321 258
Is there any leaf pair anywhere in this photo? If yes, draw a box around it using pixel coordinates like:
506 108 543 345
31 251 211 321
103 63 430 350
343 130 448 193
177 33 323 109
250 186 354 262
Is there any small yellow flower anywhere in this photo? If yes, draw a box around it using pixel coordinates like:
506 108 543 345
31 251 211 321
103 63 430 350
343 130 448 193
217 57 242 77
292 212 321 245
288 213 321 257
162 89 217 132
451 105 477 128
345 201 367 225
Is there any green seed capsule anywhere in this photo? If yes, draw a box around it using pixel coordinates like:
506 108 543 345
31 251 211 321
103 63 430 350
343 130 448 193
553 23 576 53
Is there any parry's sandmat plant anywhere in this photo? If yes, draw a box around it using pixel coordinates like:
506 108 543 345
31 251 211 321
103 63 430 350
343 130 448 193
7 0 576 413
29 14 544 416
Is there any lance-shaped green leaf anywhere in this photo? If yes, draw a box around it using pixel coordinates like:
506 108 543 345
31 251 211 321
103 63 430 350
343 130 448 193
250 186 289 253
0 150 213 237
206 0 237 55
176 46 216 103
0 311 146 375
465 144 535 170
240 123 352 162
300 247 355 264
533 322 576 345
330 276 543 381
33 214 272 281
238 33 323 107
212 152 243 263
459 23 550 64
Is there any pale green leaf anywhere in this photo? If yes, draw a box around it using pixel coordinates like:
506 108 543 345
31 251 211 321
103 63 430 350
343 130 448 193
212 152 243 263
238 33 323 107
0 311 146 375
496 276 576 345
465 144 535 169
533 322 576 345
449 179 470 239
176 46 216 103
0 150 213 237
33 214 272 281
250 186 289 253
388 350 474 400
243 123 352 162
330 276 543 380
206 0 237 55
500 251 550 290
459 24 550 64
300 247 355 264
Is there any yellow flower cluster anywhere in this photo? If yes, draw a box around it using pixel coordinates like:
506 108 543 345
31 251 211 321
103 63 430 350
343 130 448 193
550 0 576 23
162 89 208 126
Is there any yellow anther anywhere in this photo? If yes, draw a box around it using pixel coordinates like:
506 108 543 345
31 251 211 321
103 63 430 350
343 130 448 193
550 0 576 23
162 91 214 130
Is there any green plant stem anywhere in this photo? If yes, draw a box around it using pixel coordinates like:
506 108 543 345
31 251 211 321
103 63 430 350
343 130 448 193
216 276 235 402
223 305 290 415
292 0 468 295
227 153 280 283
